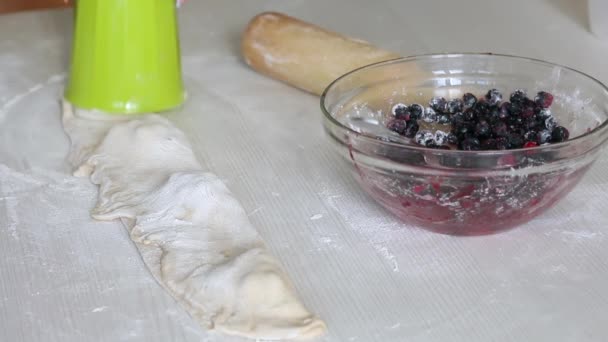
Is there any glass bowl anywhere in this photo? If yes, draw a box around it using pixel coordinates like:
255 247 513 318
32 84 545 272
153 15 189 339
321 54 608 235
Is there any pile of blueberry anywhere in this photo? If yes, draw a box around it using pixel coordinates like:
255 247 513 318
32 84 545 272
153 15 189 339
386 89 570 150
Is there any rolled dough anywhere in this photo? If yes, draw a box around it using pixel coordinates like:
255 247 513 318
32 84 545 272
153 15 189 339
60 100 326 340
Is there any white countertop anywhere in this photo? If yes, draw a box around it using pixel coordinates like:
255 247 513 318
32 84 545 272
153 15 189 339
2 1 608 341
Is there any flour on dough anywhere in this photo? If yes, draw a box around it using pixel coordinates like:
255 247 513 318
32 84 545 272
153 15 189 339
61 100 326 340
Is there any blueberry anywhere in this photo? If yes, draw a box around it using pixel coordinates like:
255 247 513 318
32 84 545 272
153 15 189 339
507 133 524 149
462 93 477 108
460 137 481 151
485 89 503 106
535 91 554 108
544 116 557 131
510 101 523 115
521 104 535 119
450 112 465 126
499 102 511 120
463 109 477 122
409 104 424 120
495 137 509 150
453 122 474 138
524 118 539 130
473 100 490 115
551 126 569 142
492 121 509 137
508 116 524 129
437 114 450 124
509 126 526 138
510 89 527 103
447 133 459 145
415 130 436 146
404 121 419 138
475 120 491 138
538 129 552 144
422 107 438 123
447 99 464 114
398 112 412 121
538 108 552 118
429 96 448 112
524 130 538 142
387 119 408 135
434 130 449 145
481 138 497 150
414 131 427 144
392 103 409 118
485 107 501 123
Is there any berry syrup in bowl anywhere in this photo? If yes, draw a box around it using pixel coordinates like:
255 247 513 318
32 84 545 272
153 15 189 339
321 54 608 235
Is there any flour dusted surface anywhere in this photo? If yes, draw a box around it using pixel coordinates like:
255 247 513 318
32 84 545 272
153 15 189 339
61 100 325 340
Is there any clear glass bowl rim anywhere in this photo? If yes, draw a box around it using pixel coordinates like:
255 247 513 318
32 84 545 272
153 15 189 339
320 52 608 156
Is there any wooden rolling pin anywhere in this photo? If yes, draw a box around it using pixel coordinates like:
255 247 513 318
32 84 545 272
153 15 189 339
0 0 71 14
241 12 400 96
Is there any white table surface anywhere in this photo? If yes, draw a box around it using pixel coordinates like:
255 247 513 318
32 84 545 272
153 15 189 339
2 1 608 341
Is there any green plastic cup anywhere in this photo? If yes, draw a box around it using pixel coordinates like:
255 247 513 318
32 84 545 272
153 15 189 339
65 0 186 114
